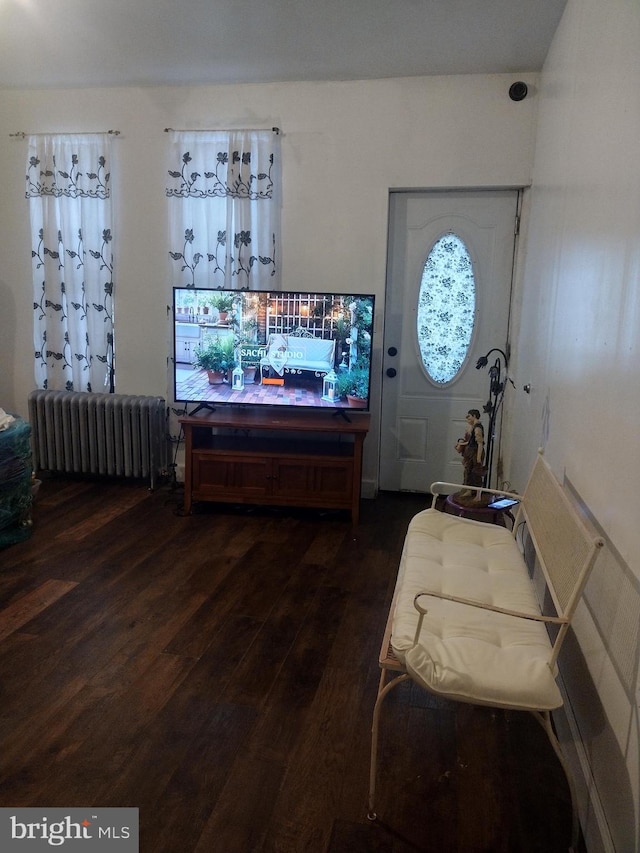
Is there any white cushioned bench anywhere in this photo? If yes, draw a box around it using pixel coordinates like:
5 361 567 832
368 452 604 851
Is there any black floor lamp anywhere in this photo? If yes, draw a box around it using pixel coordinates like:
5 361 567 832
475 348 512 489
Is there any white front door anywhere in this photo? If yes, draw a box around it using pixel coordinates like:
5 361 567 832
379 190 519 492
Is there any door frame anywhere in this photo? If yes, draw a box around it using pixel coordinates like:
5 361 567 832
377 186 524 493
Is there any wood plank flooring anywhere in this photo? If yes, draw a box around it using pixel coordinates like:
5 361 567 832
0 477 580 852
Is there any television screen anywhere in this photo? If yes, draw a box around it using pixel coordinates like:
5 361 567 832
173 288 375 412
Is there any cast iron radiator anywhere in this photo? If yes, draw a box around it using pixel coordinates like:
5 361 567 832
27 390 167 490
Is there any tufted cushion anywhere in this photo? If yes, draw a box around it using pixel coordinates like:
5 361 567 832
284 336 335 369
266 334 288 375
261 334 335 376
391 508 562 710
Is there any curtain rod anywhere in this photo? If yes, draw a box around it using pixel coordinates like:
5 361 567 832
164 126 280 135
9 130 121 139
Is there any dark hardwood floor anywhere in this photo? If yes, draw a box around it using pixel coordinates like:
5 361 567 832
0 477 578 852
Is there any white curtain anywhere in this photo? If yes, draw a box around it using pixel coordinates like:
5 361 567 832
166 129 281 289
27 134 115 392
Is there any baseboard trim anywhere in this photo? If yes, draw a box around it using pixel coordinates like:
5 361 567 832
361 479 377 500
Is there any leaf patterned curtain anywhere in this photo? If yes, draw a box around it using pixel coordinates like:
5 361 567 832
166 129 281 290
26 134 115 393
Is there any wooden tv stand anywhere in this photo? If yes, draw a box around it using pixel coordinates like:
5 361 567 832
180 408 370 524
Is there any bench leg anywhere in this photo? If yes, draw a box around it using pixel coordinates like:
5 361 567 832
531 710 579 853
367 668 410 821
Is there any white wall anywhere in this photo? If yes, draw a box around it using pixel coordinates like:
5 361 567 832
505 0 640 849
0 73 537 491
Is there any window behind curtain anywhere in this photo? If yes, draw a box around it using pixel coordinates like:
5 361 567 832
166 129 281 290
26 134 115 392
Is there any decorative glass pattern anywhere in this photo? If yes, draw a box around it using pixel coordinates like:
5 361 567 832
417 233 476 384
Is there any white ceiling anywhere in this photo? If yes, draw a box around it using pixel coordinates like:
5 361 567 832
0 0 567 90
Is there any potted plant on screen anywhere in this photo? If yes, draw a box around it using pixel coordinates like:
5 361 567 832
238 343 260 384
193 335 237 384
237 318 260 384
337 366 369 408
208 293 235 323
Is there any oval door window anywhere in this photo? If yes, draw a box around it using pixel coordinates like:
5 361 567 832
417 232 476 384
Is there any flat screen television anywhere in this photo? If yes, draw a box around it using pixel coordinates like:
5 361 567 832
172 288 375 413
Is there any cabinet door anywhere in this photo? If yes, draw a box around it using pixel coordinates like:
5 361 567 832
192 452 270 500
176 337 199 365
175 337 189 364
185 339 198 363
272 457 353 506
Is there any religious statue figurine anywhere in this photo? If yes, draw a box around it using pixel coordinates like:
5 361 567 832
454 408 487 501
